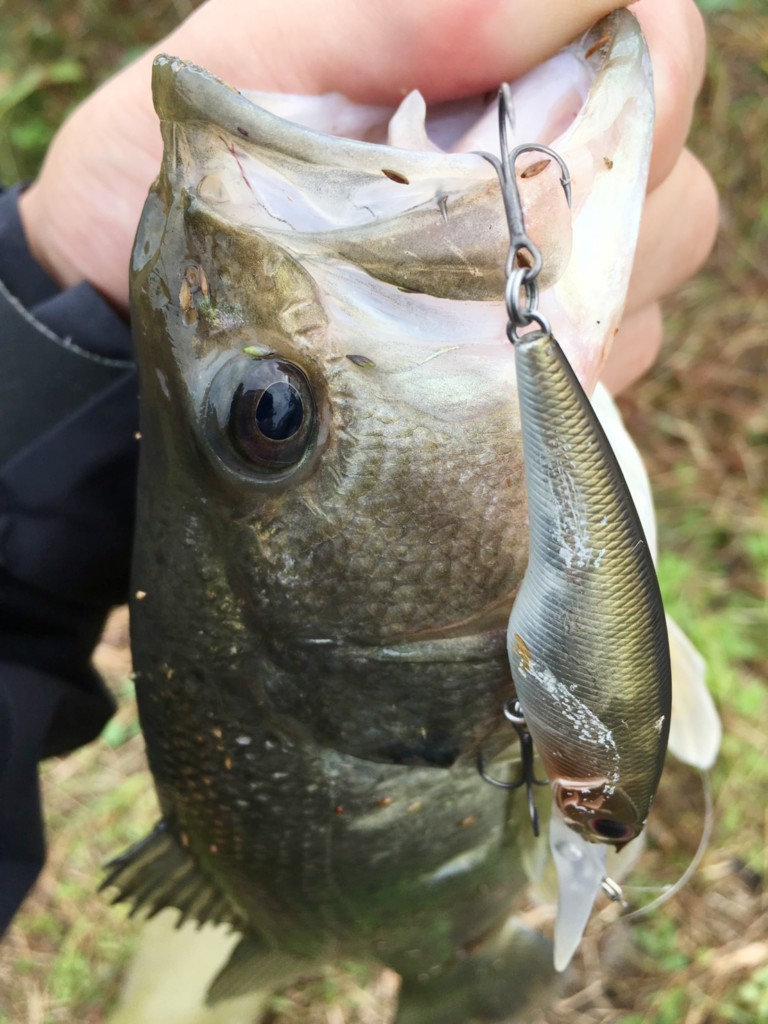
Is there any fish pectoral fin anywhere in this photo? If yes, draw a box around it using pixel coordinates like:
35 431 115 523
206 935 307 1005
666 614 722 770
100 819 241 930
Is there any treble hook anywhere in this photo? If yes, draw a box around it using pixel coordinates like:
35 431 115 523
601 875 628 908
476 83 572 339
477 699 548 837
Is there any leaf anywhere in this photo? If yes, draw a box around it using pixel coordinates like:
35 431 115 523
46 59 86 85
0 60 84 117
0 67 47 115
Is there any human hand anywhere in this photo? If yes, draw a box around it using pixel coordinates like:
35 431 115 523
18 0 716 393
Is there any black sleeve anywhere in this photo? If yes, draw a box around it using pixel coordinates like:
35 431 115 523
0 184 139 933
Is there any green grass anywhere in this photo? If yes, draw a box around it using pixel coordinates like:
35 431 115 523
0 0 195 183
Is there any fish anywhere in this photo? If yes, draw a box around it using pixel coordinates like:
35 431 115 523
102 11 692 1019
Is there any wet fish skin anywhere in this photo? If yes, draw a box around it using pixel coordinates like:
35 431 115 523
104 10 657 1013
121 179 538 996
507 330 672 847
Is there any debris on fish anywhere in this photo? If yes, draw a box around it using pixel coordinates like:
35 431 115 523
103 11 698 1018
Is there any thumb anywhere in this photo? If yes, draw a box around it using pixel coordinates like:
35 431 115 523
166 0 632 101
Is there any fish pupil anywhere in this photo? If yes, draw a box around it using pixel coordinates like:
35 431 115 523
255 382 303 441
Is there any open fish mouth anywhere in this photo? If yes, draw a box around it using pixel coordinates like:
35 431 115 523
142 9 653 396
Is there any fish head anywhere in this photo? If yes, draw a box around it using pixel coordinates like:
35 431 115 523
553 779 643 850
133 195 529 643
129 10 653 765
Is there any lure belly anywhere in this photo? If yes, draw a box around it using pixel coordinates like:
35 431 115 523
507 328 672 848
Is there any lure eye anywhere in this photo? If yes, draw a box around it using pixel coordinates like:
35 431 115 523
590 818 636 842
228 359 315 470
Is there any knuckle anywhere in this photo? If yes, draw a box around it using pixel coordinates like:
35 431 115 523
601 304 663 395
643 0 708 186
678 149 720 276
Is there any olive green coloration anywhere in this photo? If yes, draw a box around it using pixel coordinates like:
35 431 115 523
508 331 672 849
103 12 655 1019
112 72 548 1024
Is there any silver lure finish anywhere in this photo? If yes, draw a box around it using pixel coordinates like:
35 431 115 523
507 330 672 847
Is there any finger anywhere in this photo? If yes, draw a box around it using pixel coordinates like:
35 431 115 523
631 0 708 190
164 0 634 101
626 148 719 316
601 303 663 395
87 0 646 174
24 0 638 303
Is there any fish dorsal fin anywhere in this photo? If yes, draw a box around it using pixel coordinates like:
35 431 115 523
206 935 306 1005
101 820 243 930
666 615 722 770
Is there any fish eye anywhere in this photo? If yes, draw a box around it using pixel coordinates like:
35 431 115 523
590 818 636 842
226 359 315 470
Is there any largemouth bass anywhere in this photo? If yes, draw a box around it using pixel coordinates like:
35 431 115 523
106 12 666 1021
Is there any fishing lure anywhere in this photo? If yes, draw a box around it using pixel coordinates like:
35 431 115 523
483 84 673 967
487 83 672 848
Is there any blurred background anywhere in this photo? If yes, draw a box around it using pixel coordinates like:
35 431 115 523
0 1 765 1021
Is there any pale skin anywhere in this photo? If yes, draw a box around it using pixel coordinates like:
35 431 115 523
18 0 717 394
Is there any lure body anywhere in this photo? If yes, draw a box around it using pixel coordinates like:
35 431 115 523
507 330 671 847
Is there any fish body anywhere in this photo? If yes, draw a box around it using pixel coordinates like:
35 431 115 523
107 11 657 1014
507 330 672 846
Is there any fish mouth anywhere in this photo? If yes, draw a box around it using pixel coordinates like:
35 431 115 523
148 10 653 390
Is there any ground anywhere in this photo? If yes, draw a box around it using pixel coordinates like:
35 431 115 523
0 2 766 1022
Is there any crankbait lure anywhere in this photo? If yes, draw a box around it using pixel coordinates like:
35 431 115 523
484 83 672 968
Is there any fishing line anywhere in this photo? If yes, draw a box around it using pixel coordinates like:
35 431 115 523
603 768 714 921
